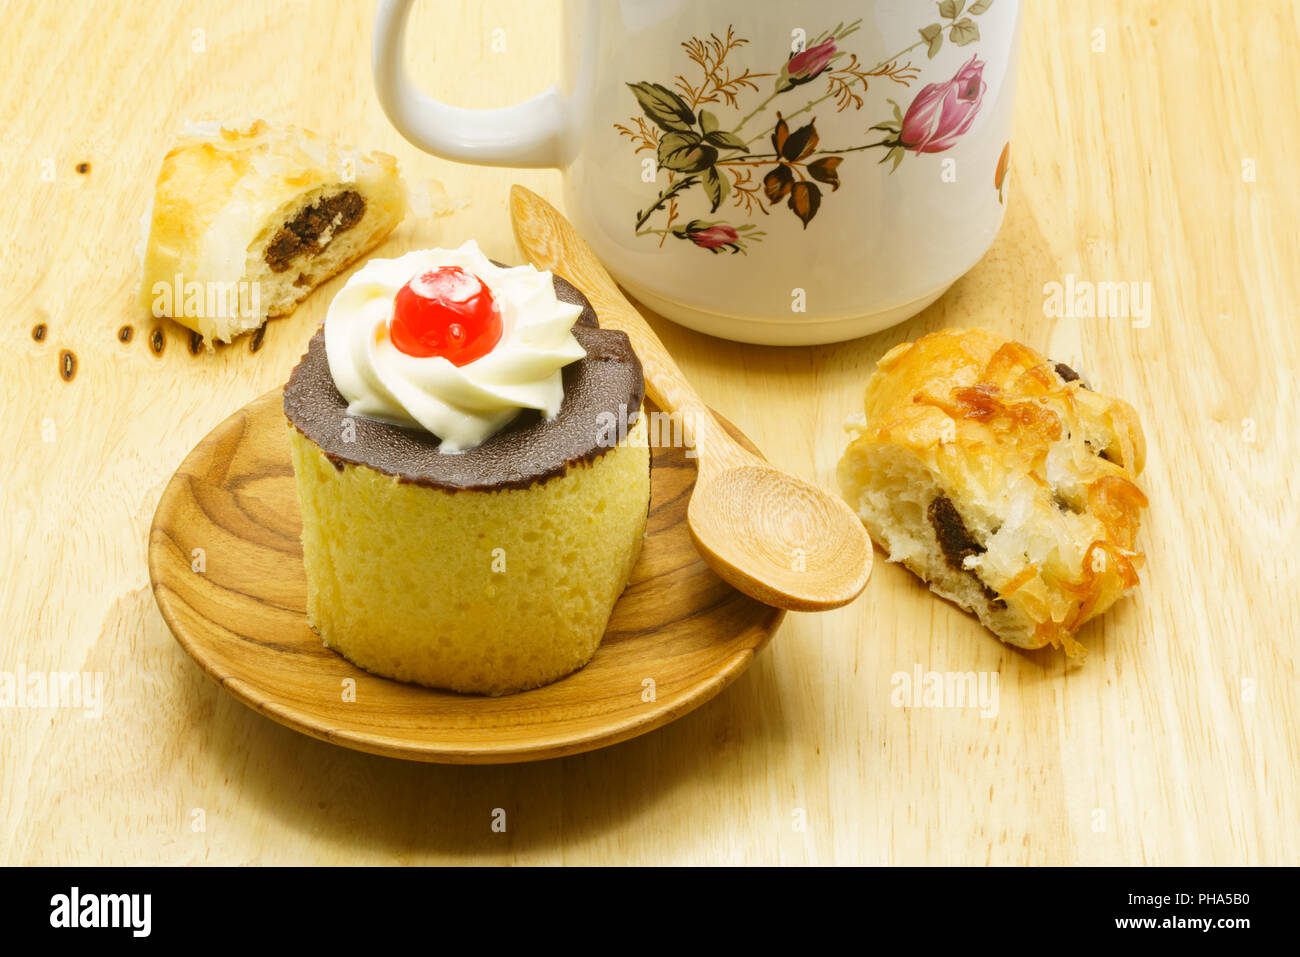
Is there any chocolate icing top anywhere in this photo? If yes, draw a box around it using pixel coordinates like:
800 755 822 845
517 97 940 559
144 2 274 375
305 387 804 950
283 273 644 491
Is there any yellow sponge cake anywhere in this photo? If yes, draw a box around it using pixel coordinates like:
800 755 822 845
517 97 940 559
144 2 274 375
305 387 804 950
283 242 650 695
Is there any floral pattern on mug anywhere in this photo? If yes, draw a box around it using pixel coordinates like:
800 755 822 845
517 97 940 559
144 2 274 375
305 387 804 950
995 141 1010 203
614 0 1001 251
869 54 986 167
673 220 766 254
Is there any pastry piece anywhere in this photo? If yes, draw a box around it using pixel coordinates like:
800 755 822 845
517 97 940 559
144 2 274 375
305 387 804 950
837 328 1148 656
139 120 407 343
284 242 651 695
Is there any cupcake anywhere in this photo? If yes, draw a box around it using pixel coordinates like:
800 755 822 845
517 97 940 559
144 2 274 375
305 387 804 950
283 241 650 695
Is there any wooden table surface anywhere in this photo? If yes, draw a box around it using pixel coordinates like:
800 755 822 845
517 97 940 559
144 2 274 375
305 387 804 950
2 0 1296 865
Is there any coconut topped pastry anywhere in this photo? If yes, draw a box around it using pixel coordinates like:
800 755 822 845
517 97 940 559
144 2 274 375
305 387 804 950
283 241 651 696
837 328 1148 658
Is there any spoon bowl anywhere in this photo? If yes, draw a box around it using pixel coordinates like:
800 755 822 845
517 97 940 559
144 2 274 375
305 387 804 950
509 185 871 611
688 465 872 611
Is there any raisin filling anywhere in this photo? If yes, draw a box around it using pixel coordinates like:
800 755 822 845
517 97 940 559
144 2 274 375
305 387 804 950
1052 360 1092 390
264 190 365 273
927 495 1006 609
1052 490 1080 513
1083 438 1118 463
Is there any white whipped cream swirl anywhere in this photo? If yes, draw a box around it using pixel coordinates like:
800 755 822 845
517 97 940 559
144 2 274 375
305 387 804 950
325 240 586 452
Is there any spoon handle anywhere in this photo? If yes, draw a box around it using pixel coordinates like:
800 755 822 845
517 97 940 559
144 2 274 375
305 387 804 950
509 186 748 471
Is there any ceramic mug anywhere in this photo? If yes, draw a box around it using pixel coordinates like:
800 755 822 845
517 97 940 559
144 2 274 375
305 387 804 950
374 0 1022 345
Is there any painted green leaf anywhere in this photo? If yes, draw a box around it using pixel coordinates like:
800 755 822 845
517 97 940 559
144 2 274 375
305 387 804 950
949 18 980 45
658 131 718 173
705 129 749 152
968 0 994 15
699 110 719 134
702 167 729 212
939 0 964 20
920 23 944 58
627 81 696 132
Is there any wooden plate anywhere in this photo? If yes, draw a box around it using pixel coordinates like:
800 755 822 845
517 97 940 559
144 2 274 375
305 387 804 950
148 390 784 764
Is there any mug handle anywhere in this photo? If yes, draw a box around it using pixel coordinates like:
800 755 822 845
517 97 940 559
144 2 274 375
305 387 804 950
372 0 568 168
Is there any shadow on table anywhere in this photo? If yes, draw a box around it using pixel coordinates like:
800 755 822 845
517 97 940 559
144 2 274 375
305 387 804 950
200 638 793 862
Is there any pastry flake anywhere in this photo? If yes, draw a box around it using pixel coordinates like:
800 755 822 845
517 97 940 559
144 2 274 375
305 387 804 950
837 327 1148 656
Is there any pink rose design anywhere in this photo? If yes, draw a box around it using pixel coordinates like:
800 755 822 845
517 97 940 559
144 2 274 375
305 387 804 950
898 54 987 154
672 220 757 254
782 39 837 87
688 224 740 250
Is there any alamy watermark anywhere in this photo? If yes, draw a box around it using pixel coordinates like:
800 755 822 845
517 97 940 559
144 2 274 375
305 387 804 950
890 665 999 718
596 403 699 458
1042 273 1152 327
0 665 104 719
49 887 150 937
150 274 262 321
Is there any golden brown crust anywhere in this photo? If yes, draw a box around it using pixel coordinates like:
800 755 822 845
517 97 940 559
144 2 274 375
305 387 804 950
839 327 1149 656
138 120 407 342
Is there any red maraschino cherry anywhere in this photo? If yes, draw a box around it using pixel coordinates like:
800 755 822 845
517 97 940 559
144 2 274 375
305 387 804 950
389 265 503 365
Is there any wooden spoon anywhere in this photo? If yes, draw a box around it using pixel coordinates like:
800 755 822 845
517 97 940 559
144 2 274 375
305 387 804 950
510 186 871 611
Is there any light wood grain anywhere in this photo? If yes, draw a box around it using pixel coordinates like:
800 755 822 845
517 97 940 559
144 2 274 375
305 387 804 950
510 186 871 611
1 0 1297 865
148 390 782 763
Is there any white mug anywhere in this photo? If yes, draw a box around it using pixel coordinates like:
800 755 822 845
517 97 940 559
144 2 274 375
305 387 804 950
374 0 1022 345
